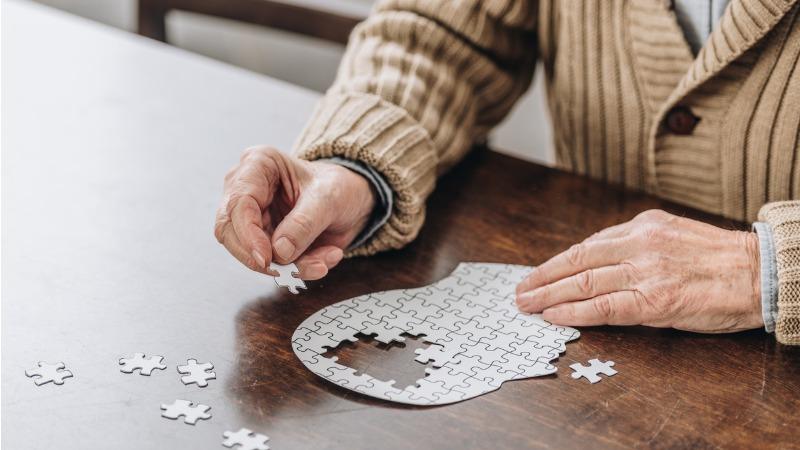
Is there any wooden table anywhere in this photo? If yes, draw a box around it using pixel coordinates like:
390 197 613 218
4 1 799 449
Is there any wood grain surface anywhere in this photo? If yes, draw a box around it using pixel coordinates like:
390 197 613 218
4 2 799 449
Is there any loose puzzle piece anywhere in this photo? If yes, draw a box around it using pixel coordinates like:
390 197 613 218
570 359 617 384
292 262 581 405
222 428 270 450
118 353 167 375
269 262 306 294
160 399 211 425
25 361 73 386
176 358 216 387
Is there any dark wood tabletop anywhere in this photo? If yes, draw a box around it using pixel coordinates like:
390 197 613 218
4 2 800 449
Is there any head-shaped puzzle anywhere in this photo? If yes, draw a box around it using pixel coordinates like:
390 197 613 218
292 263 580 405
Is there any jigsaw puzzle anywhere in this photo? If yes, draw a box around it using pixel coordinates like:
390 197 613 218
25 361 73 386
222 427 270 450
118 353 167 375
177 358 216 387
160 399 212 425
292 263 580 405
269 262 306 294
570 359 617 383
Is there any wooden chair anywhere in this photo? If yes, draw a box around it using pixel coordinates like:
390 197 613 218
137 0 364 45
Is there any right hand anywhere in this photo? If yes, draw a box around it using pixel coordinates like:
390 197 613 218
215 146 377 280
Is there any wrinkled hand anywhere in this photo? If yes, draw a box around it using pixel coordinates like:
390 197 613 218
215 146 376 280
515 210 763 333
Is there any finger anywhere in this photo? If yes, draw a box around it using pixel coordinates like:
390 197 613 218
583 221 632 243
294 246 344 280
516 238 634 294
217 221 271 274
272 191 331 263
230 194 272 269
542 291 646 326
516 264 632 313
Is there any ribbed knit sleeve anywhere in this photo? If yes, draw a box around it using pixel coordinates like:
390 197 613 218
293 0 538 255
759 201 800 345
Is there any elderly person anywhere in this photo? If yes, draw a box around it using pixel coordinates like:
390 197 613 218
215 1 800 344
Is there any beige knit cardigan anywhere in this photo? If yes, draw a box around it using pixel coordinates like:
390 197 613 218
294 0 800 344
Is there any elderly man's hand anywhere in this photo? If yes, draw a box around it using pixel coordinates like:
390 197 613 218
215 146 376 280
515 210 763 333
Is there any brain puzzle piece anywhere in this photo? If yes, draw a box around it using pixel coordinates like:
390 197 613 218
269 262 306 294
222 428 270 450
25 361 73 386
177 358 216 387
118 353 167 375
570 359 617 383
292 262 580 405
160 399 212 425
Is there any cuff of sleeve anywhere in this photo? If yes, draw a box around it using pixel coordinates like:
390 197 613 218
293 93 437 256
753 222 778 333
759 201 800 345
319 157 394 250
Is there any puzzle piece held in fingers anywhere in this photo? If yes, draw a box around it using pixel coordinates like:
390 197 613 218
269 262 306 294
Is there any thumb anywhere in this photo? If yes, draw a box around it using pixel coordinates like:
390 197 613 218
272 192 331 263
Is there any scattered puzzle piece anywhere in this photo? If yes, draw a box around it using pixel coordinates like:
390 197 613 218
119 353 166 375
292 262 580 405
222 427 270 450
570 359 617 384
269 262 306 294
177 358 216 387
160 399 211 425
25 361 73 386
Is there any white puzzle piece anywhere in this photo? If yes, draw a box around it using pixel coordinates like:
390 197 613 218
570 359 617 383
118 353 167 376
292 263 580 405
176 358 216 387
222 427 270 450
269 262 306 294
25 361 73 386
160 399 212 425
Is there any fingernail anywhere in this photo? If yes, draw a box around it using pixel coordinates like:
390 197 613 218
325 249 343 266
543 306 564 322
306 263 327 279
251 250 266 269
274 237 295 261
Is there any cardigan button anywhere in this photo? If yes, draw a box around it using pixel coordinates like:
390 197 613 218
665 106 699 135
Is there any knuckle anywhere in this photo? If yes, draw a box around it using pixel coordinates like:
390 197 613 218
224 193 240 215
632 289 649 309
241 146 280 164
593 294 614 319
635 209 669 223
223 166 238 184
619 261 641 285
288 211 315 238
574 270 595 296
213 221 227 244
638 222 667 243
565 244 585 267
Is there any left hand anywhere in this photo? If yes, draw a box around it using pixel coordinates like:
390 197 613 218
515 210 763 333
